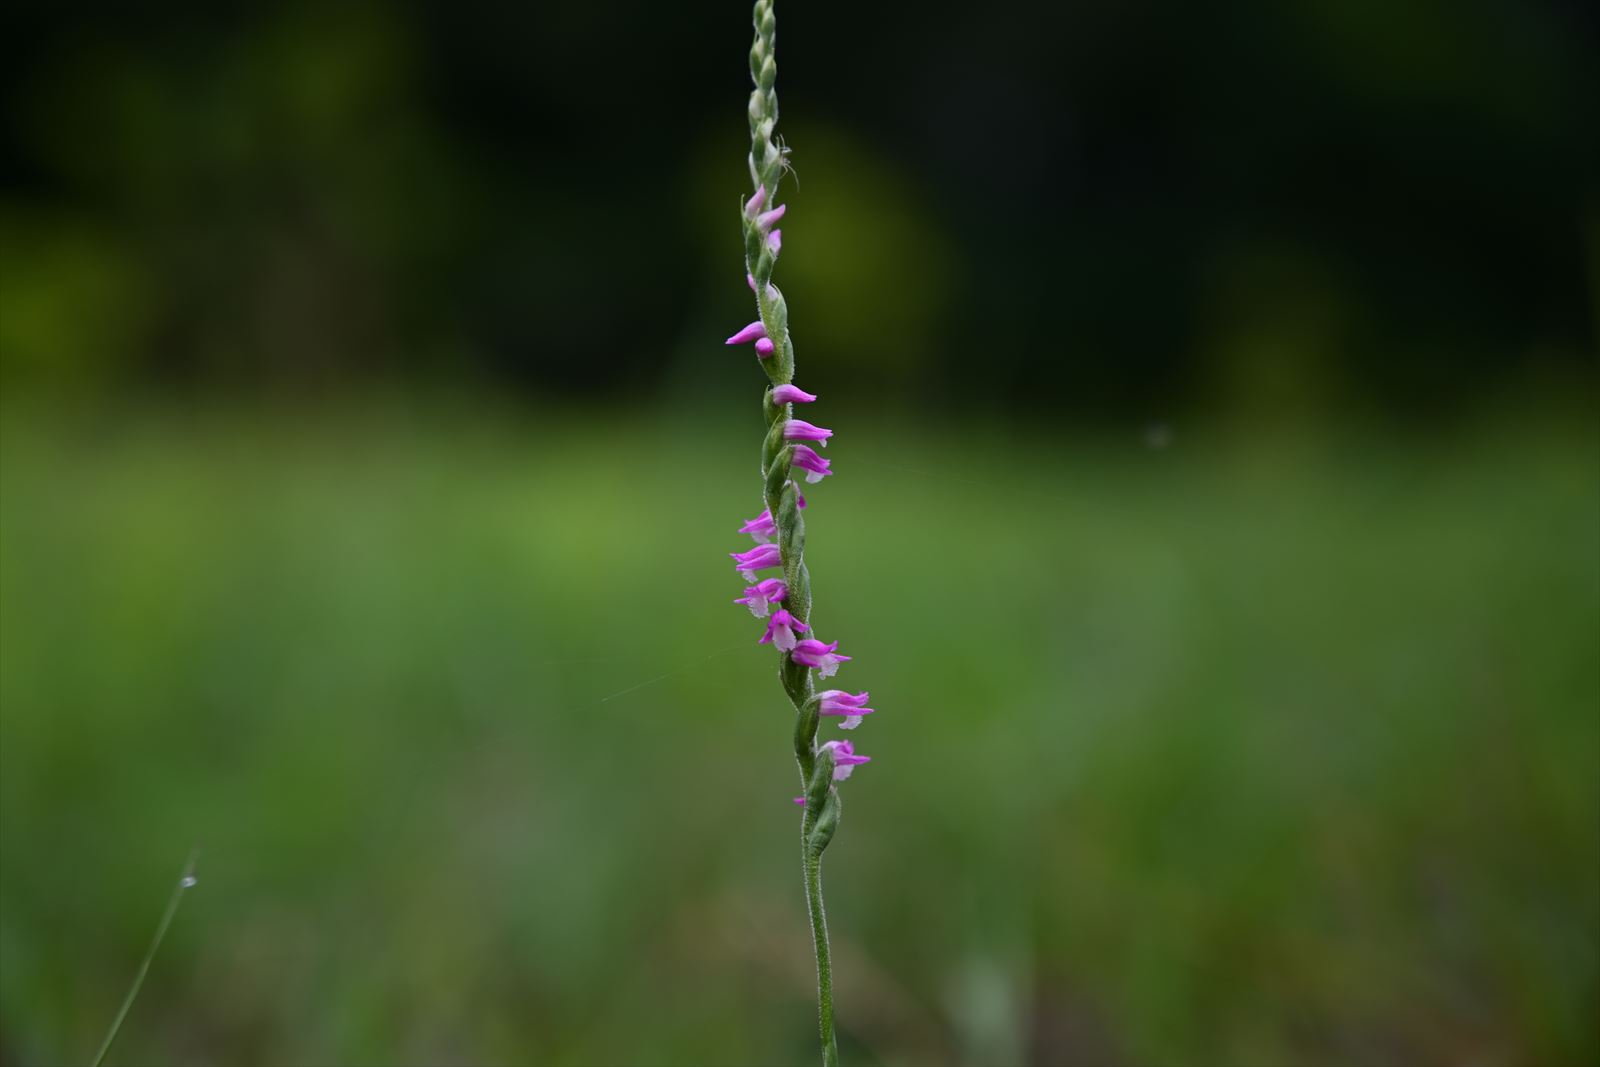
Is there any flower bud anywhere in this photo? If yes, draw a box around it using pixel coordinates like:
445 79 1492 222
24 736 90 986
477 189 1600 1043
745 184 768 218
726 320 768 345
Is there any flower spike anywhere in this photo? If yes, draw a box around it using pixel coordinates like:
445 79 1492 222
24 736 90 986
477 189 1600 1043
733 5 875 1059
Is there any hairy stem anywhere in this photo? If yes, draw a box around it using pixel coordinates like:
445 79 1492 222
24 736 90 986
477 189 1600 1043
803 844 839 1066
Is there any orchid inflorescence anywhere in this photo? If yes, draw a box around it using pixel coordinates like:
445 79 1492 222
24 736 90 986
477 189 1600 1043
726 31 873 806
725 3 869 1062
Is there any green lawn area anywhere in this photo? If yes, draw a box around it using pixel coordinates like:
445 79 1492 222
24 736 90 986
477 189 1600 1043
2 404 1595 1066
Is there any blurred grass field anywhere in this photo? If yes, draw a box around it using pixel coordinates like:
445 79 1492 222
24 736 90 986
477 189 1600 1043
1 403 1596 1066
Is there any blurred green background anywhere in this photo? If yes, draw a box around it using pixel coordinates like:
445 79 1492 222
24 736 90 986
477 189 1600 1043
1 2 1596 1065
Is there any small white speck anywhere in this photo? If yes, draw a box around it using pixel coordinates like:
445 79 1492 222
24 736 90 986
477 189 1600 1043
180 876 198 888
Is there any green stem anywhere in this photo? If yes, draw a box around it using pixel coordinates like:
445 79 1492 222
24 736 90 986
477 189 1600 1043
803 842 839 1066
92 849 198 1067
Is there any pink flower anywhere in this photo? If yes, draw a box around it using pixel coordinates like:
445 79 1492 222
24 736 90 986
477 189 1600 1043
755 203 786 230
739 509 776 543
759 608 809 651
783 419 832 446
766 229 782 257
816 690 874 730
734 577 787 618
726 320 768 346
790 444 832 483
791 638 850 678
730 543 782 582
820 739 871 780
755 337 775 358
796 737 872 802
771 384 817 404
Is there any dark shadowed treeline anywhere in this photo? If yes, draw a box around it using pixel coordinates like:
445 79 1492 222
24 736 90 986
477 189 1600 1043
1 0 1594 415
